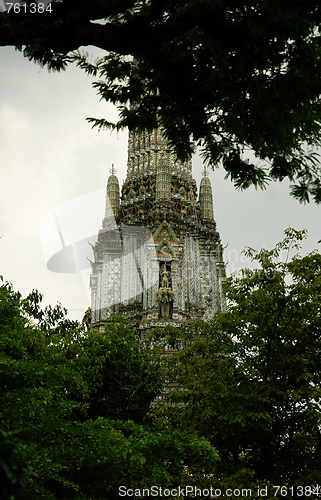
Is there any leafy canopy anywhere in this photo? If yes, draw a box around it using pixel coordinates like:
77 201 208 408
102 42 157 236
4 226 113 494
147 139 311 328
0 278 219 499
2 1 321 201
154 229 321 486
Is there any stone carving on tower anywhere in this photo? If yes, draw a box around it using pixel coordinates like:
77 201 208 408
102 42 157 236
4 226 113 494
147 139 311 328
90 127 226 333
156 265 175 319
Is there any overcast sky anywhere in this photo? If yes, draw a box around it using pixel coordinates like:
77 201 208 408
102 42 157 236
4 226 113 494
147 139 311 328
1 40 320 321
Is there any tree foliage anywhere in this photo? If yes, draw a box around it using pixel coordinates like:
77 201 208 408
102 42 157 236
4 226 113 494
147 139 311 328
0 429 31 500
154 229 321 488
0 278 219 499
21 288 81 336
80 316 163 422
2 1 321 201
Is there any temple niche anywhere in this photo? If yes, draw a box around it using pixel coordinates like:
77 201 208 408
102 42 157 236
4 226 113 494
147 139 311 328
90 128 226 334
156 264 174 319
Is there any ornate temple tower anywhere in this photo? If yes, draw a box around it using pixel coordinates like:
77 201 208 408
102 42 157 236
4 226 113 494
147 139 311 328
90 128 225 333
105 164 120 219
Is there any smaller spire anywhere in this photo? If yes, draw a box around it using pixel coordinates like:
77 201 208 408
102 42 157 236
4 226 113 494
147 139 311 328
199 171 214 221
105 165 120 219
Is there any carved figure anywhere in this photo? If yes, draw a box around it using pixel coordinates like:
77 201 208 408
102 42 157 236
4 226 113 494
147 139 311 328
128 182 136 198
88 241 98 260
178 184 186 197
187 186 195 201
155 278 175 319
161 268 170 287
139 183 146 196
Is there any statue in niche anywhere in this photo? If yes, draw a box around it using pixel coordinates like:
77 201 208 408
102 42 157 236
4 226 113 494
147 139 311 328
187 186 195 202
178 183 186 197
161 267 170 287
139 183 146 196
156 266 175 319
128 182 136 198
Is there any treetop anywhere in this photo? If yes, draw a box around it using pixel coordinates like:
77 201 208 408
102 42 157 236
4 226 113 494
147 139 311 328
2 1 321 201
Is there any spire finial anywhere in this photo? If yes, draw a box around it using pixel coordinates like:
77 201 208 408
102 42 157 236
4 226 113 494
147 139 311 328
110 163 116 175
201 165 209 177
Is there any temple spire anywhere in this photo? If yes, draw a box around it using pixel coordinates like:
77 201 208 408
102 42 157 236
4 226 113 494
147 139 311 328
105 163 120 219
90 126 225 328
199 169 214 221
